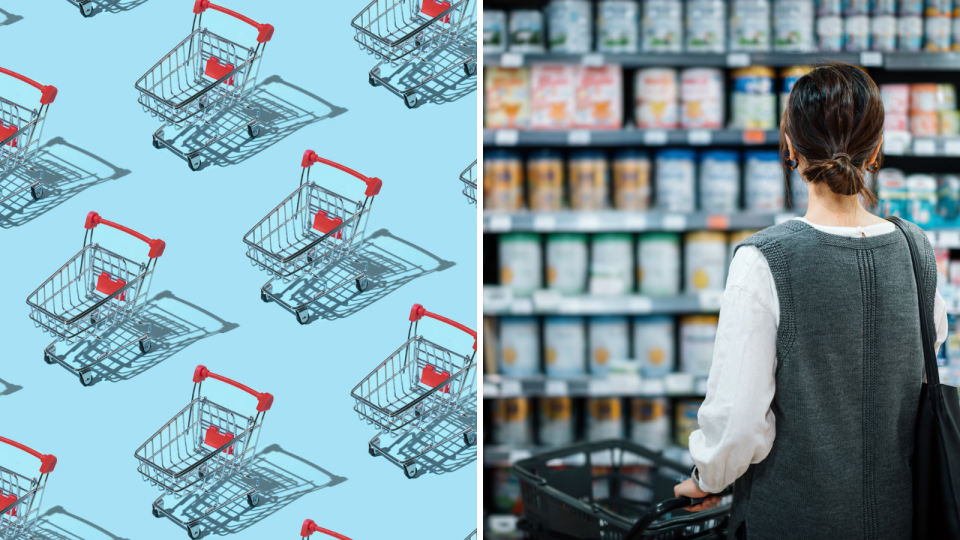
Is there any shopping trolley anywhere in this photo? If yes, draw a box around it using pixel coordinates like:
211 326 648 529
1 67 57 205
352 0 477 108
514 440 732 540
351 304 477 479
134 1 274 171
243 151 382 325
26 212 165 387
135 365 274 539
459 159 476 204
0 437 57 540
301 520 352 539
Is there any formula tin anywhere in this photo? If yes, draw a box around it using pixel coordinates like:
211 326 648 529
872 14 899 50
675 399 704 448
633 315 676 377
597 0 641 53
780 66 813 116
881 83 911 114
728 230 760 265
846 0 872 14
680 315 720 377
686 0 727 52
731 66 777 129
634 68 679 129
499 233 543 296
927 0 954 16
926 16 953 51
899 16 924 51
527 149 565 211
539 397 575 446
877 168 908 217
642 0 683 52
901 0 925 14
817 15 846 50
494 398 533 445
575 65 624 129
655 148 696 212
906 173 938 226
546 233 588 294
954 16 960 50
613 150 652 210
499 317 541 376
568 151 609 210
941 110 960 135
699 150 742 213
590 233 635 295
845 14 871 50
493 468 522 513
938 83 956 110
587 398 625 441
911 111 940 136
547 0 593 53
631 398 671 450
817 0 844 14
681 68 725 129
730 0 772 51
484 10 508 53
509 9 546 52
637 233 682 296
531 64 576 130
745 150 785 212
873 0 898 13
774 0 816 51
589 316 631 375
685 232 728 292
484 150 524 211
544 316 587 376
938 174 960 220
484 67 531 129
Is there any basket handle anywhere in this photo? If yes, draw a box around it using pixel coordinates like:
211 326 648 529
193 1 274 43
85 212 165 258
302 150 382 197
409 303 477 351
193 365 274 412
0 437 57 474
0 67 57 105
301 520 352 539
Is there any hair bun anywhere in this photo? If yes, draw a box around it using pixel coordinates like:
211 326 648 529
805 153 864 197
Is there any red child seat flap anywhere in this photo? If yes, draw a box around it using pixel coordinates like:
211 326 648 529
420 364 451 394
203 426 235 455
420 0 451 22
0 124 17 148
96 272 126 301
204 57 235 86
313 211 343 240
0 493 16 516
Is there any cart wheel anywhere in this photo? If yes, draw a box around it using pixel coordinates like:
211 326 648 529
355 277 368 292
369 74 378 87
247 124 261 139
247 493 260 508
152 505 162 518
260 290 271 303
368 446 378 457
463 432 476 446
139 340 152 354
31 185 44 200
464 62 477 77
79 371 93 387
188 155 202 171
187 524 202 539
152 137 163 149
404 93 419 109
403 462 418 479
43 351 55 365
296 310 310 325
80 1 93 17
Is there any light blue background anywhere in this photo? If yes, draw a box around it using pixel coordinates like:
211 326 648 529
0 1 477 539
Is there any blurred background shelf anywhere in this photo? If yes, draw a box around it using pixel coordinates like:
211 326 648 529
484 444 696 468
482 289 722 316
484 373 708 399
483 210 791 233
483 128 780 147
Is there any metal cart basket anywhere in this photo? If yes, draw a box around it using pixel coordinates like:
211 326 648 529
301 520 352 539
135 365 274 539
1 67 57 205
26 212 165 387
513 440 731 540
243 151 382 325
134 0 274 171
459 159 476 204
351 304 477 479
0 437 57 540
352 0 476 108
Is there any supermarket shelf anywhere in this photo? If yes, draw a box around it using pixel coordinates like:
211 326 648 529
483 128 779 147
484 444 694 467
484 373 708 398
484 51 960 70
486 515 523 539
483 288 723 315
483 210 791 233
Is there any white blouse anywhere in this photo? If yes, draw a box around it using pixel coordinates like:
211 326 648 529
689 218 950 493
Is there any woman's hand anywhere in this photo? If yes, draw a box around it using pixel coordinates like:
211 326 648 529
673 478 722 512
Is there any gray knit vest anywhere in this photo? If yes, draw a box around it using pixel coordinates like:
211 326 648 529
729 219 937 540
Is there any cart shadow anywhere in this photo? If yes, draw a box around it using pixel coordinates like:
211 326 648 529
0 137 131 229
91 0 150 15
281 228 455 323
26 506 131 540
390 40 477 108
170 75 347 170
0 8 23 26
0 377 23 397
379 395 478 479
180 444 347 537
50 290 238 385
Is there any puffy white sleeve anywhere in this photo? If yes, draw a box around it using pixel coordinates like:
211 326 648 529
935 290 949 356
688 246 779 493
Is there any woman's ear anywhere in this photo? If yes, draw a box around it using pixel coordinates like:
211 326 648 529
866 134 884 167
785 134 796 160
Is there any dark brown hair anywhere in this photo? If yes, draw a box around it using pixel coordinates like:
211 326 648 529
781 62 883 205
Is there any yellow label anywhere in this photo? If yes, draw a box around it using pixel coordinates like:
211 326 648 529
594 347 610 365
648 347 665 365
500 267 514 284
542 398 572 421
588 398 622 421
545 348 557 364
547 266 558 284
632 399 665 422
693 268 710 289
503 347 517 365
497 398 529 422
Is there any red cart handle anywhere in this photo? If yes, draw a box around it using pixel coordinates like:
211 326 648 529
0 67 57 105
193 365 274 412
409 303 477 351
301 520 352 539
0 437 57 474
193 1 274 43
302 150 382 197
85 212 165 258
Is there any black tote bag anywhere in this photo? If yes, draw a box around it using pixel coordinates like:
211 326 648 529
889 216 960 538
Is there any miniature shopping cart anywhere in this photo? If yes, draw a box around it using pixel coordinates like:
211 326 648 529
243 151 382 325
459 160 476 204
134 0 274 171
135 365 274 539
1 67 57 205
352 0 476 108
301 520 352 539
351 304 477 479
0 436 57 540
25 212 165 387
465 529 477 540
513 440 731 540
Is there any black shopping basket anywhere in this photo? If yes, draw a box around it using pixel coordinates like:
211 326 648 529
512 440 731 540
